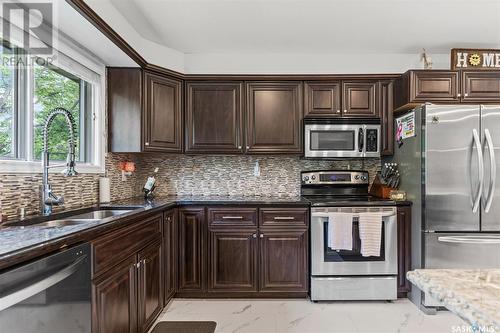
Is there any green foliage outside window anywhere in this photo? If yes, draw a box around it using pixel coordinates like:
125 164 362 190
0 45 15 158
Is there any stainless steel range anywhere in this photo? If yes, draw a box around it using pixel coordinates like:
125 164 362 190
302 170 398 301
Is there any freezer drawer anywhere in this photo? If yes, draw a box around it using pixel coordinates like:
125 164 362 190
310 276 397 301
424 232 500 269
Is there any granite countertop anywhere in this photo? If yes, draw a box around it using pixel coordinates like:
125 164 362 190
0 195 308 271
407 269 500 330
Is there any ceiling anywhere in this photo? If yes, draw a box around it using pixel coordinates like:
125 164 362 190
108 0 500 54
56 0 137 67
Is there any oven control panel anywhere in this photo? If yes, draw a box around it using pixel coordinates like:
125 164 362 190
366 129 378 153
301 171 369 185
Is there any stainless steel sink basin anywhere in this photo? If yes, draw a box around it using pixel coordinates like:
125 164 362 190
66 209 134 220
36 219 99 228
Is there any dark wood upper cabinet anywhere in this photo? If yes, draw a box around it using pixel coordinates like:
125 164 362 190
462 71 500 102
245 82 303 154
163 209 177 303
379 81 394 156
394 70 460 111
411 71 459 102
259 229 308 292
93 256 137 333
185 82 244 154
137 239 163 333
208 229 258 292
143 72 183 152
107 68 142 152
304 82 341 117
342 81 378 117
178 207 206 292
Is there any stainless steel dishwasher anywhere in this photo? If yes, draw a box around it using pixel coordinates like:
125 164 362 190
0 243 91 333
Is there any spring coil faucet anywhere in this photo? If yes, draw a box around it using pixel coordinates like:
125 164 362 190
41 108 78 215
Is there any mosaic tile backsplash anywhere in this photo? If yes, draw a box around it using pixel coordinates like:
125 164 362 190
0 154 380 221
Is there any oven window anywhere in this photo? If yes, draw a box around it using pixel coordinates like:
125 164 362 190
322 219 385 262
310 130 355 151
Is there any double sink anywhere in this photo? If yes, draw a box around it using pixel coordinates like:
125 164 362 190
7 207 142 229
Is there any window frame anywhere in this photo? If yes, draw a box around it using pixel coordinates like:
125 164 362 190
0 28 105 174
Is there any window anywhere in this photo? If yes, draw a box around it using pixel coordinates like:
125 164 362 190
0 44 16 159
0 40 102 172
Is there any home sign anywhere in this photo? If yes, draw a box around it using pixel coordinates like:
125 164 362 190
451 48 500 70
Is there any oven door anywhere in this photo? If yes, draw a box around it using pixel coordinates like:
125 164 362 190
305 124 362 158
311 207 397 276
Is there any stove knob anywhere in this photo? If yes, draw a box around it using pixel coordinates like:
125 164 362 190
355 175 360 180
303 176 309 182
311 175 316 180
361 176 368 181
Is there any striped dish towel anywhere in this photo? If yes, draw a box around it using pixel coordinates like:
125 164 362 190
358 212 384 257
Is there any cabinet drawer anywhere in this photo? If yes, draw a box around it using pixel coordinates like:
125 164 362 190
208 208 257 228
259 208 309 228
93 213 162 276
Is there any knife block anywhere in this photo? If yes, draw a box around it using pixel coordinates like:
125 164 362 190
369 175 393 199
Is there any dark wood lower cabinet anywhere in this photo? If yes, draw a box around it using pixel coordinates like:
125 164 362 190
178 207 206 292
397 204 412 298
163 209 177 303
259 229 308 292
93 256 137 333
208 229 258 292
138 239 163 333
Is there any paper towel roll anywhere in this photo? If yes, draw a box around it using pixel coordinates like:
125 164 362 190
99 177 111 203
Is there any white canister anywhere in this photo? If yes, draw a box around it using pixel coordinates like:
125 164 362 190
99 177 111 203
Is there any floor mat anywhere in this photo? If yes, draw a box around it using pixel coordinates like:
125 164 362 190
151 321 217 333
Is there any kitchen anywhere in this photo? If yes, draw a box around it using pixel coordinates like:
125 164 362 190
0 0 499 332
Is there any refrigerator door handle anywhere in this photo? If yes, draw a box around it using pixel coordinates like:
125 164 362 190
472 129 484 213
438 235 500 244
484 128 496 213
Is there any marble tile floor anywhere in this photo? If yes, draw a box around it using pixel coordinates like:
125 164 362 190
152 298 467 333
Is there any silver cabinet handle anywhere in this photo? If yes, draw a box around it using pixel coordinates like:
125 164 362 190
166 216 171 222
260 233 264 238
484 128 496 213
0 256 85 312
472 129 484 213
238 146 242 149
464 93 469 97
273 216 295 220
145 142 150 146
136 262 140 268
222 216 243 220
438 236 500 244
457 93 462 98
246 146 250 150
336 110 340 114
252 233 257 238
344 109 348 113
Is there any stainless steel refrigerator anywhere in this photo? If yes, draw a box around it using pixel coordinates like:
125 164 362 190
388 103 500 309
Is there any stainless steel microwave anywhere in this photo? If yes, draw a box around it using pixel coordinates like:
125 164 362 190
304 120 381 158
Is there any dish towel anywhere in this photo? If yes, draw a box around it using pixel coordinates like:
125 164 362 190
327 213 354 251
358 212 384 257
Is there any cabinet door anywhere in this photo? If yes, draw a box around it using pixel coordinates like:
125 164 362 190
208 229 258 292
246 82 302 154
93 256 137 333
462 71 500 102
259 229 308 292
397 205 412 297
304 82 341 117
137 238 163 333
379 81 394 155
410 71 459 102
342 81 378 117
108 68 142 152
144 72 183 152
186 82 244 153
178 208 206 292
163 209 177 303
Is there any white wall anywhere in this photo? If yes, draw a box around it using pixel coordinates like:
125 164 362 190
184 53 451 74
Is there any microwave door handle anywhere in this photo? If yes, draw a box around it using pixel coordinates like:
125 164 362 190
358 128 364 153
